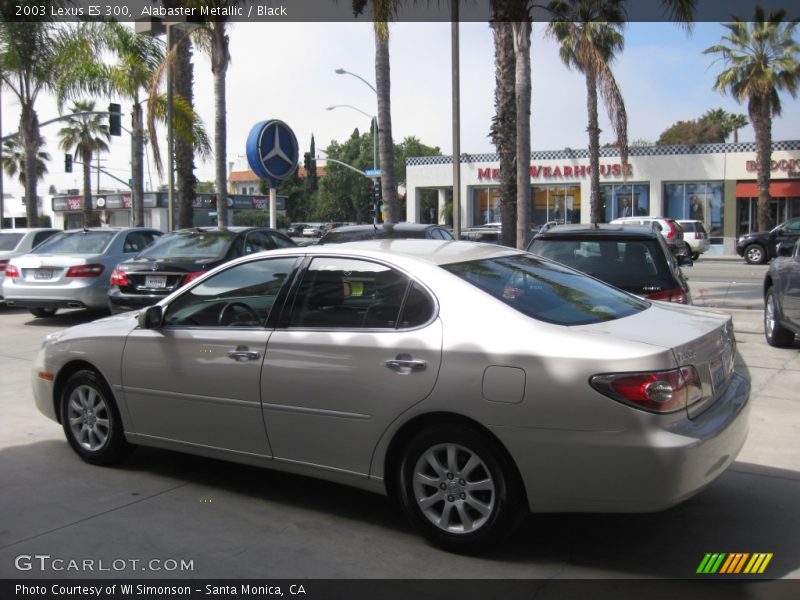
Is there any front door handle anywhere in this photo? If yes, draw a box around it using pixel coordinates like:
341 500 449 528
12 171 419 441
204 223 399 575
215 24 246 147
385 353 427 372
227 345 261 362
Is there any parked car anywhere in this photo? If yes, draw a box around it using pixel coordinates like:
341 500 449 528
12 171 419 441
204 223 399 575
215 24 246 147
677 220 711 260
528 224 693 304
108 226 296 313
461 223 540 244
302 223 327 237
737 217 800 265
286 223 309 237
318 223 454 244
0 228 60 300
609 216 687 258
33 240 749 553
3 227 162 317
763 237 800 347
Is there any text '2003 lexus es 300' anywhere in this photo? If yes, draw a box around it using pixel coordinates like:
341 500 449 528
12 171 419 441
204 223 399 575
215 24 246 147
33 240 750 553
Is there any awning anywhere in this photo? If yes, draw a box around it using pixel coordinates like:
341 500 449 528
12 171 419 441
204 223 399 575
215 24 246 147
736 180 800 197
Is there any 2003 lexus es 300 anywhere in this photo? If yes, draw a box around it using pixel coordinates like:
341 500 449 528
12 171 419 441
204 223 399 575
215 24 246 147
33 240 750 553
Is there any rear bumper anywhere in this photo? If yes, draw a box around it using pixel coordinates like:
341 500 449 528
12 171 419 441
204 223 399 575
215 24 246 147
494 372 750 513
108 289 165 313
3 279 110 310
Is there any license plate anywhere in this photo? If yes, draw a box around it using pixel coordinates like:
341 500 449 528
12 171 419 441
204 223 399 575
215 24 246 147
144 275 167 289
710 346 733 393
34 269 54 280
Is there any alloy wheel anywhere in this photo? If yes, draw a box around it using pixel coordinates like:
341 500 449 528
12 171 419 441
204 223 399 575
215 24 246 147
66 384 110 452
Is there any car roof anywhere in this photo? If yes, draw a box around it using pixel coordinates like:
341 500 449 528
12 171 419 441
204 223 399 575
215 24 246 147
533 224 660 240
0 227 58 234
329 223 441 233
169 226 279 235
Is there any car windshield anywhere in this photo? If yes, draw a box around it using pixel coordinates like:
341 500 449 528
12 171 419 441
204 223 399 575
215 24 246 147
32 231 115 255
0 233 24 251
138 231 233 259
443 254 647 326
530 239 676 292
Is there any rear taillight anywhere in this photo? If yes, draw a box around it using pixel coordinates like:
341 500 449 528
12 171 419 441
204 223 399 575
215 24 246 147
665 224 676 239
183 271 204 286
5 264 20 278
0 259 8 273
591 366 702 413
646 288 688 304
66 264 105 278
694 232 702 240
110 268 129 286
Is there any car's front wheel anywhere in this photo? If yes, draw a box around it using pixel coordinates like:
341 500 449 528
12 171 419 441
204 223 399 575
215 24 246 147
397 424 526 554
29 307 57 318
61 370 132 465
744 244 767 265
765 288 795 348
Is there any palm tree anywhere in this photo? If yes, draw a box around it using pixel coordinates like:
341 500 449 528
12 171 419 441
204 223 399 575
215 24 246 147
0 21 67 225
701 107 748 143
513 21 532 249
728 113 749 144
705 7 800 232
58 101 111 226
1 136 50 190
547 0 629 224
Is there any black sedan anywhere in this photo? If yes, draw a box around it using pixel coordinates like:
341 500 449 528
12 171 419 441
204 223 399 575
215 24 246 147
763 237 800 347
108 227 296 313
317 223 454 244
737 217 800 264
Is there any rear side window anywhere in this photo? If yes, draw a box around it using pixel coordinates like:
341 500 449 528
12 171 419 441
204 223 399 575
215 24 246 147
444 254 646 326
0 233 24 251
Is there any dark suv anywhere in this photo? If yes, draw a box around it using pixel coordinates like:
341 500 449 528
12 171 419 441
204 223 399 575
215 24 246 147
108 227 296 313
528 224 693 304
737 217 800 264
318 223 454 244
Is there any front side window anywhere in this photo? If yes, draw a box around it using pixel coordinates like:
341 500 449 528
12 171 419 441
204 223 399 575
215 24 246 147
289 257 431 329
164 257 297 328
444 254 647 326
32 231 115 255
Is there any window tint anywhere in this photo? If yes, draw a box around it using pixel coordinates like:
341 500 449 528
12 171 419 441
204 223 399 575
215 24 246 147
270 233 295 248
444 254 646 326
290 258 411 329
399 283 435 328
32 231 115 255
0 233 24 251
139 231 232 259
32 231 57 247
243 231 275 254
124 231 157 253
164 257 297 328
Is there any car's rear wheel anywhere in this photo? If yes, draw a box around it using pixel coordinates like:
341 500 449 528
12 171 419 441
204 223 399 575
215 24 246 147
29 307 57 318
765 288 795 348
397 424 526 554
61 370 132 465
744 244 767 265
691 252 700 261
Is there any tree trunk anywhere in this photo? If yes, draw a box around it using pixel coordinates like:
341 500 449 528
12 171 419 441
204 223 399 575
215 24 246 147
491 20 517 248
513 21 531 250
131 102 145 227
212 24 228 229
375 26 398 225
750 96 772 232
20 105 40 226
175 28 196 229
586 71 602 223
82 150 95 226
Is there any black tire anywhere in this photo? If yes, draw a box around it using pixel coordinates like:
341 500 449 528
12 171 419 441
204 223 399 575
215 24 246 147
60 369 132 465
764 288 795 348
744 244 767 265
692 252 700 261
29 307 57 318
397 424 526 554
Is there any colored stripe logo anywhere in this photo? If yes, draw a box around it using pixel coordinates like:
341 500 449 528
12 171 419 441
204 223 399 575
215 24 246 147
697 553 773 574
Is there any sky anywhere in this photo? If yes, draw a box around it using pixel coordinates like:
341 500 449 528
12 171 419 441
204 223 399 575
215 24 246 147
2 20 800 197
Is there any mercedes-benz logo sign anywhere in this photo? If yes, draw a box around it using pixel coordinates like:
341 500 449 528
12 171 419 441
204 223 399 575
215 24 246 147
246 120 299 183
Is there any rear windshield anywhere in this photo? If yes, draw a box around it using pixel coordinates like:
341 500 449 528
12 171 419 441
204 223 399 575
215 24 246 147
443 254 647 326
0 233 24 251
680 222 706 233
32 231 115 255
138 231 233 259
530 238 676 292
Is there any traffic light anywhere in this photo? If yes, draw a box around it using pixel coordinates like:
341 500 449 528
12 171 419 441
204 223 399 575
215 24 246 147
108 103 121 136
373 180 382 202
303 152 312 173
64 154 72 173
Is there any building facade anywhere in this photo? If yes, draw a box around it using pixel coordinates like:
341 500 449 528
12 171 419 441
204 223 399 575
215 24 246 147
406 140 800 253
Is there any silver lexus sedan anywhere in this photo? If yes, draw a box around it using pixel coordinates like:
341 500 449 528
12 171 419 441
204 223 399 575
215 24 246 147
32 241 750 553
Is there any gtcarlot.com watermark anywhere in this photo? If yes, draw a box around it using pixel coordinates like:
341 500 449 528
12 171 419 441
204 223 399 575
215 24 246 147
14 554 194 573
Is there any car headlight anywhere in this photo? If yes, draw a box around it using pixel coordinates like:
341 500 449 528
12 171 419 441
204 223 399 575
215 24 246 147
41 331 65 349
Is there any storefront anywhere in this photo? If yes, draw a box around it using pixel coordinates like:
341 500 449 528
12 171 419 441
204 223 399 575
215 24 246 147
406 140 800 253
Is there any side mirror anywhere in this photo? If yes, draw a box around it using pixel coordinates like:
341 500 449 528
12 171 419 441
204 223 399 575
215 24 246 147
677 254 694 267
138 305 164 329
776 241 794 258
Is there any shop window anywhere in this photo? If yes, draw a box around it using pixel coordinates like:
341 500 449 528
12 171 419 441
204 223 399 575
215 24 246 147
665 182 723 243
602 184 650 222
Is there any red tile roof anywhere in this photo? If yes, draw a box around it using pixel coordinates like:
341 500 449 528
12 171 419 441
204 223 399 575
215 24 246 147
227 166 326 183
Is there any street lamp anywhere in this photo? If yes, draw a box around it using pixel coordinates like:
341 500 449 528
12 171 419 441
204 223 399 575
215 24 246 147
326 105 378 175
334 68 378 95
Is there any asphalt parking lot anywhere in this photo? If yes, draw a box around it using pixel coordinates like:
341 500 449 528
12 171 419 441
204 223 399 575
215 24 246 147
0 260 799 581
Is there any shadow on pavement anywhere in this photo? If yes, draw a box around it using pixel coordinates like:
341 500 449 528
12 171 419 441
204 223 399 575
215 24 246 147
21 308 110 327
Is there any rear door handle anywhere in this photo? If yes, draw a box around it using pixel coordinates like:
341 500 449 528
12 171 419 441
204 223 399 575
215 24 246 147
227 346 261 362
385 353 427 372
